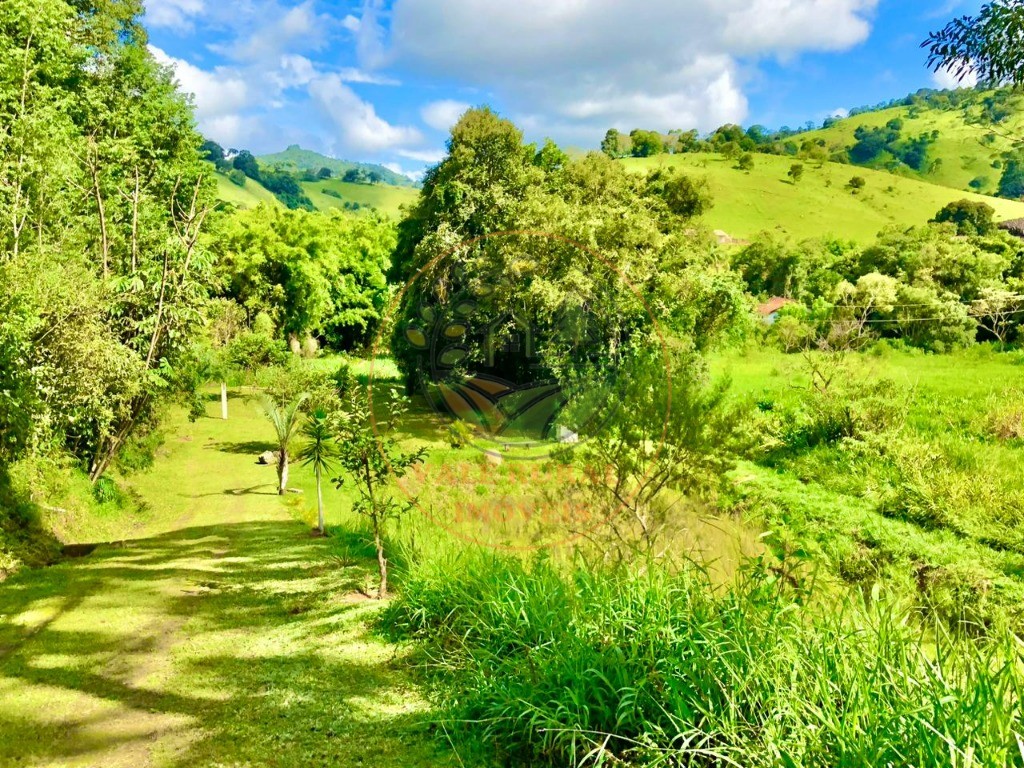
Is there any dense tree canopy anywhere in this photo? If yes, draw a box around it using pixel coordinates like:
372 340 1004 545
1 0 215 480
736 221 1024 350
931 200 996 235
392 108 745 403
210 207 395 350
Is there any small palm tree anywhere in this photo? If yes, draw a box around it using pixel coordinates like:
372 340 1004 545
259 394 308 495
297 410 336 534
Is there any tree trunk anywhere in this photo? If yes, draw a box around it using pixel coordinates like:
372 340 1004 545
373 520 387 598
220 382 228 420
278 452 288 495
316 465 325 534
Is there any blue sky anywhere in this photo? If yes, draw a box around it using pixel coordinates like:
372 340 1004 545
144 0 982 179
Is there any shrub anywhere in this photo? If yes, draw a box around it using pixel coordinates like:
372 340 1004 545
772 370 907 455
92 475 123 505
225 331 288 371
331 362 356 399
931 199 996 235
256 364 341 415
0 465 61 576
916 563 995 633
983 389 1024 441
878 479 950 530
847 176 866 191
115 423 165 474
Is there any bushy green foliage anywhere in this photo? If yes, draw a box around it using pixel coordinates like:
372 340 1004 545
925 1 1024 86
386 551 1024 767
0 0 216 484
739 223 1024 351
392 109 743 396
256 362 341 415
0 465 61 577
225 329 288 371
931 199 996 234
211 207 395 350
628 129 663 158
446 419 473 448
849 122 936 171
998 154 1024 199
259 167 314 210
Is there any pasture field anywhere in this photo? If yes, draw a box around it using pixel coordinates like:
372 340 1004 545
4 346 1023 766
212 172 282 210
302 180 420 219
621 151 1024 242
802 90 1024 194
714 345 1024 626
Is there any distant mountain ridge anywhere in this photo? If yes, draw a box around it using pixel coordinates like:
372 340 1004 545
257 145 418 188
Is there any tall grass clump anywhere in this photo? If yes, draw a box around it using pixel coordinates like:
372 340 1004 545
383 551 1024 767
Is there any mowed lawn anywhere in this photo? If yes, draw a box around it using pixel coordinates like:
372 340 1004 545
0 391 479 768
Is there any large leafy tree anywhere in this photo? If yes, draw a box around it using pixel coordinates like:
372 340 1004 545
0 0 215 480
391 108 744 404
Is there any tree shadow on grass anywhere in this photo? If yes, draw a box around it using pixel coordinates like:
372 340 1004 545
205 439 277 456
0 520 471 767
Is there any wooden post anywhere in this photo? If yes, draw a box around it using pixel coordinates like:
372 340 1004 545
221 382 228 420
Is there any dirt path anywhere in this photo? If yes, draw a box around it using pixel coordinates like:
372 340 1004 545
0 397 464 767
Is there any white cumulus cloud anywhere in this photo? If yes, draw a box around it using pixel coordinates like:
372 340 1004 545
149 45 250 127
144 0 204 31
932 65 979 90
383 161 426 181
309 74 422 152
397 148 447 163
366 0 879 143
226 1 327 61
420 100 471 131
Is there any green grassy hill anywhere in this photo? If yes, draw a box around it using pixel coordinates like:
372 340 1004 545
258 145 416 188
213 172 282 209
211 171 419 218
801 89 1024 195
302 179 419 219
621 152 1024 243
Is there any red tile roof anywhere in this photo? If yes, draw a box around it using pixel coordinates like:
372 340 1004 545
756 297 795 316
